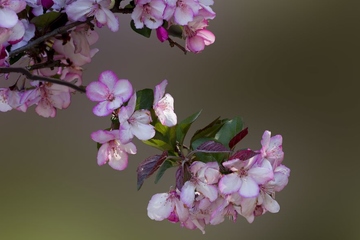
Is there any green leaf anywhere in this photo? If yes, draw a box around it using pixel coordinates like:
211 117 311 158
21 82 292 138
135 88 154 110
154 158 178 184
176 110 202 147
215 117 243 146
31 11 61 28
190 138 229 163
167 25 183 39
130 20 152 38
190 117 227 145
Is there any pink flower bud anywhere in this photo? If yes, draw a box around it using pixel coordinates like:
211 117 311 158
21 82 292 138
41 0 54 9
156 26 168 43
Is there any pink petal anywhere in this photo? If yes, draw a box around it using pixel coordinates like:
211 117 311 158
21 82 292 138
122 141 137 155
219 173 241 195
0 8 18 28
97 143 109 165
263 193 280 213
91 130 115 144
248 160 274 185
98 70 118 90
147 193 173 221
180 181 196 207
196 181 218 202
113 79 133 102
153 79 167 105
86 81 109 101
108 148 128 171
239 176 259 198
93 101 112 116
102 8 119 32
119 121 134 143
132 121 155 141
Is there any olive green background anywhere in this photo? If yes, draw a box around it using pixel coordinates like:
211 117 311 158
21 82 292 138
1 0 359 239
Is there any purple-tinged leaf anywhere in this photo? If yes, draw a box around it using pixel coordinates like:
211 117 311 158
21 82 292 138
229 127 248 149
230 149 259 161
137 151 168 190
175 164 191 191
195 140 230 153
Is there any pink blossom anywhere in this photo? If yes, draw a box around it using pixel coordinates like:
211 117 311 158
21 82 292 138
153 79 177 127
53 27 99 67
219 157 274 198
66 0 119 32
131 0 166 29
147 190 189 222
20 82 71 118
86 70 133 116
260 130 284 168
180 161 220 207
184 16 215 53
172 0 200 25
118 93 155 143
91 129 137 171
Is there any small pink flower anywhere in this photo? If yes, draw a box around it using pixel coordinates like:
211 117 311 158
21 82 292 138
86 70 133 116
118 93 155 143
260 130 284 168
219 157 274 198
153 79 177 127
91 129 137 171
147 190 189 222
131 0 166 29
66 0 119 32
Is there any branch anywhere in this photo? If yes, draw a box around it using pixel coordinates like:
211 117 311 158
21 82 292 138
0 67 86 93
9 18 94 58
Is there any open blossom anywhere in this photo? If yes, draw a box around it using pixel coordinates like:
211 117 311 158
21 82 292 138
147 190 189 223
86 70 133 116
260 130 284 168
219 155 274 198
184 16 215 53
153 79 177 127
53 27 99 67
91 129 137 171
180 161 220 207
131 0 166 29
20 82 71 117
118 93 155 143
66 0 119 32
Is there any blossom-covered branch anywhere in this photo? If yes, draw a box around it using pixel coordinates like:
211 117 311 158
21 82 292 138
0 67 85 93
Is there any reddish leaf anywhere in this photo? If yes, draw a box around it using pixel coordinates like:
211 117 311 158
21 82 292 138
175 164 191 191
229 127 248 149
196 140 230 153
230 149 258 161
137 151 168 190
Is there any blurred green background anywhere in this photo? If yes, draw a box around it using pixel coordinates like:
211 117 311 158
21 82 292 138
1 0 359 239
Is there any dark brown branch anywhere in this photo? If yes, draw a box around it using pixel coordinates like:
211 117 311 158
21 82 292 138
27 60 65 71
168 37 187 55
0 67 86 93
9 18 94 58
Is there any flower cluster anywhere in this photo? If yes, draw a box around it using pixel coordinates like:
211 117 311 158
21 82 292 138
88 70 177 170
132 0 216 52
0 0 216 117
147 131 290 233
0 0 291 235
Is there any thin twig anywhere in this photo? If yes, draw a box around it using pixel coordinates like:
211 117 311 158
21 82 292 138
0 67 86 93
9 18 93 58
168 37 187 54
